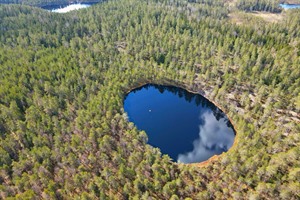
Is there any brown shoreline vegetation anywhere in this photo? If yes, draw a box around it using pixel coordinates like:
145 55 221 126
0 0 299 199
124 73 299 167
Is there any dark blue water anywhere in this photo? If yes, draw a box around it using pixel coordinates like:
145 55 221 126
124 84 235 163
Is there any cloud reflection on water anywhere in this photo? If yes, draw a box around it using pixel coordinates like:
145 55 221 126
177 111 235 163
52 4 91 13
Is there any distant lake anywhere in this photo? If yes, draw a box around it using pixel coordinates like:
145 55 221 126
42 3 96 13
279 3 300 9
124 84 235 163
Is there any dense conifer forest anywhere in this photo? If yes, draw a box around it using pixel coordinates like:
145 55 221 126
0 0 299 199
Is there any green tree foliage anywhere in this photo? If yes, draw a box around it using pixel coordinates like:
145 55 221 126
0 0 299 199
236 0 282 12
0 0 102 7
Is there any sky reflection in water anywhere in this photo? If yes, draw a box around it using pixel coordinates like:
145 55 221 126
279 3 300 9
124 84 235 163
51 4 91 13
177 111 234 163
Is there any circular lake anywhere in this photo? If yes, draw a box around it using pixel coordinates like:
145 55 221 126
124 84 235 163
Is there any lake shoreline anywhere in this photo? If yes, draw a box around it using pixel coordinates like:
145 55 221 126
279 3 300 9
42 1 98 12
0 0 101 9
123 80 238 166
